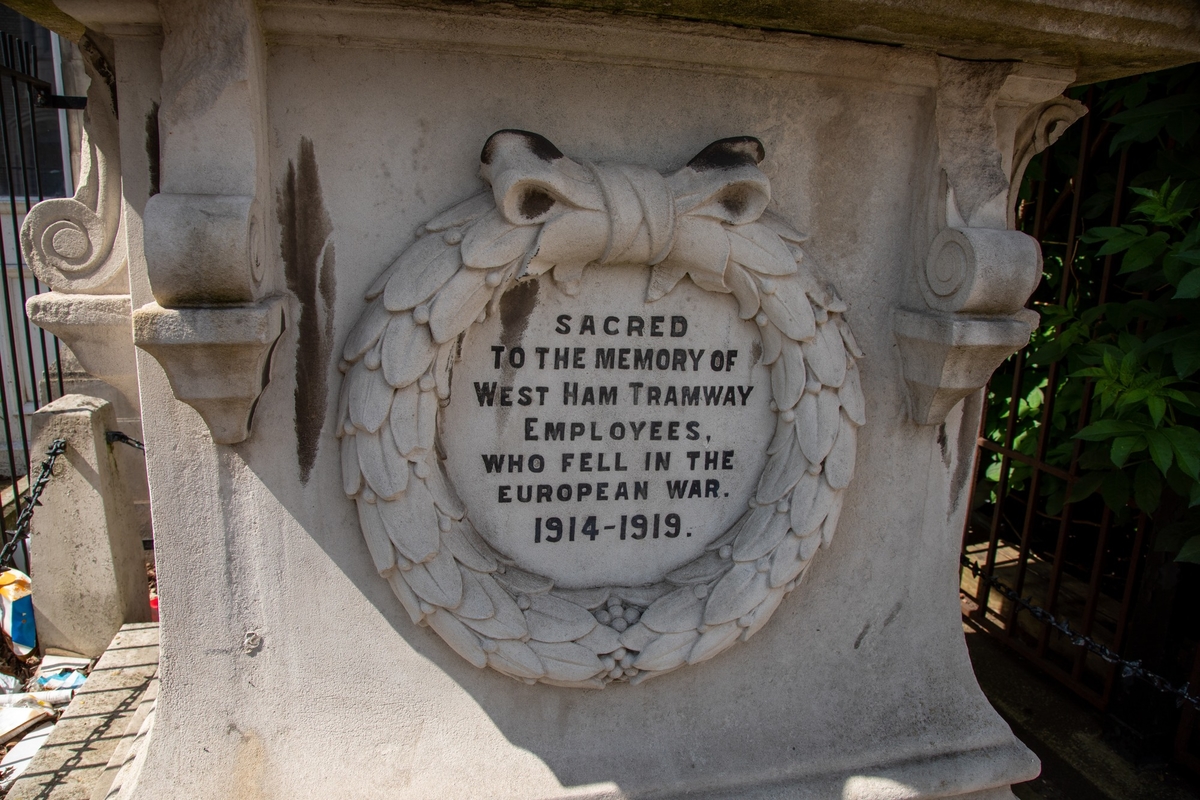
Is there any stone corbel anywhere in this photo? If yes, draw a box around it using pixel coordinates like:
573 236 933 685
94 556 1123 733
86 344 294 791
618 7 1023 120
22 34 141 413
131 0 283 445
896 58 1085 425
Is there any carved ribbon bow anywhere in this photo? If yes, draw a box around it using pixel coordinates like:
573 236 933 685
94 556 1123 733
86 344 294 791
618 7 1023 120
460 130 803 302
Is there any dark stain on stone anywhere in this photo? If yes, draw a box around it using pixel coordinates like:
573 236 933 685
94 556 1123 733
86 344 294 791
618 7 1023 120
882 601 902 628
277 137 335 484
145 102 160 198
750 339 762 365
721 187 750 219
688 136 765 171
853 622 871 650
500 278 539 351
520 188 555 220
481 129 563 165
937 423 950 466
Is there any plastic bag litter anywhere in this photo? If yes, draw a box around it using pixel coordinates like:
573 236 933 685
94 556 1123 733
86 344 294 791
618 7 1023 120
0 673 20 694
0 570 35 657
33 668 85 692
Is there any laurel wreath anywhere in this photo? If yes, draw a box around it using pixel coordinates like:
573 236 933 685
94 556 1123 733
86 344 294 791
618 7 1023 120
340 138 864 688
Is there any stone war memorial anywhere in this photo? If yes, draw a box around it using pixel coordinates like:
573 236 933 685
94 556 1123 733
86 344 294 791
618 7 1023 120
11 0 1199 797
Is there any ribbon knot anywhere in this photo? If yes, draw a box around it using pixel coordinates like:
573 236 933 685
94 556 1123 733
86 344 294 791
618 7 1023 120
478 130 772 286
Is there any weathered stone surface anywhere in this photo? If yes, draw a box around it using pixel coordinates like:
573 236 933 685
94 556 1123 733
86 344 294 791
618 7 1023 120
6 623 158 800
29 396 151 659
23 0 1186 796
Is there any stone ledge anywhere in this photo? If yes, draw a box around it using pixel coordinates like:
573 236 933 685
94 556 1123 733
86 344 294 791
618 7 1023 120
6 623 159 800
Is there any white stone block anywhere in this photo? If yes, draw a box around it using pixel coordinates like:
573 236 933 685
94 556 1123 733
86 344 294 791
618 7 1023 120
29 395 151 658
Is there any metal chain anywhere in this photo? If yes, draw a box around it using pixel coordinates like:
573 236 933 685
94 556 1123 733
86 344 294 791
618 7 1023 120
0 439 67 569
105 431 144 451
961 555 1200 711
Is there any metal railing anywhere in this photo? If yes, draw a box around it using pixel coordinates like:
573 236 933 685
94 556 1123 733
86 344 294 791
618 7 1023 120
960 77 1199 768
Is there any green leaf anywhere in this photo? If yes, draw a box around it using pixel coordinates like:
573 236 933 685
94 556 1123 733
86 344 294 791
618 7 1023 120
1176 535 1200 564
1145 429 1175 472
1100 470 1130 510
1111 435 1144 467
1135 462 1162 512
1119 231 1170 273
1175 268 1200 299
1075 420 1146 441
1165 426 1200 479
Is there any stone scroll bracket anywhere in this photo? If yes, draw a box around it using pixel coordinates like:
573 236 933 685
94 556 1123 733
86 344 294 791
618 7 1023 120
131 0 284 445
21 31 144 415
896 58 1086 425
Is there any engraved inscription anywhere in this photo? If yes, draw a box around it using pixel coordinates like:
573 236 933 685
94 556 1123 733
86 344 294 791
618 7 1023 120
443 269 774 588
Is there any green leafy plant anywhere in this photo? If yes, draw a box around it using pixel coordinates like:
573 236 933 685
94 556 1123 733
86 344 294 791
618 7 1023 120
977 64 1200 562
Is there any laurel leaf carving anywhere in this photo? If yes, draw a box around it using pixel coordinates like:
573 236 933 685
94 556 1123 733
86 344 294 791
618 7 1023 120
552 587 610 610
666 551 728 585
576 624 622 654
687 621 740 665
824 413 857 490
615 584 674 607
343 298 390 362
461 208 539 270
424 192 494 232
821 491 845 547
487 639 546 679
426 609 487 668
756 435 804 505
388 384 420 454
771 340 806 411
463 577 528 640
455 566 496 620
341 435 362 496
760 321 782 366
652 216 730 299
383 235 462 311
378 483 438 563
732 506 791 563
381 315 435 389
347 361 393 434
493 567 553 596
633 630 699 672
441 520 497 573
795 389 838 466
416 389 438 452
433 342 455 400
728 224 796 277
788 472 824 537
836 315 864 358
525 593 597 643
839 363 866 426
529 641 604 683
740 586 786 641
387 572 426 626
356 427 407 500
703 562 769 625
423 460 466 520
617 622 657 652
802 321 847 388
645 260 688 303
761 276 816 342
641 586 704 633
799 534 821 561
724 263 760 319
356 501 397 576
766 411 794 456
757 211 809 246
429 267 491 343
404 549 463 609
768 532 806 588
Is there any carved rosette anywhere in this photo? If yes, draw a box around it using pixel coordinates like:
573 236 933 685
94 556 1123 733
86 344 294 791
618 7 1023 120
340 131 864 687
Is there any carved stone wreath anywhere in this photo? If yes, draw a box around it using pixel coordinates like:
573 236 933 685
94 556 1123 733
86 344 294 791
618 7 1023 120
339 130 865 687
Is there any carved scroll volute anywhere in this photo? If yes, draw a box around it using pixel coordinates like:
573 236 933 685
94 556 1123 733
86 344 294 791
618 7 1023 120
21 36 141 414
22 34 125 295
132 0 284 445
896 58 1084 426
